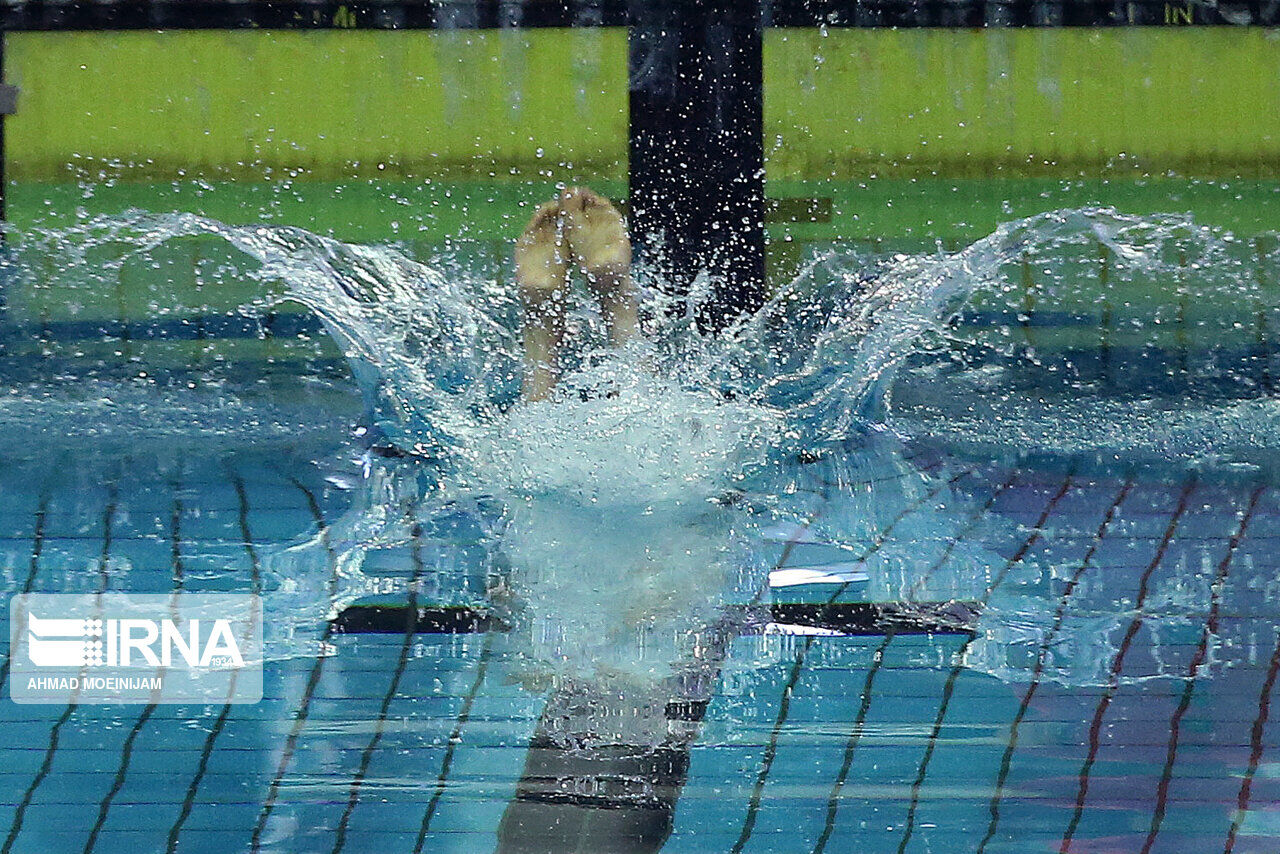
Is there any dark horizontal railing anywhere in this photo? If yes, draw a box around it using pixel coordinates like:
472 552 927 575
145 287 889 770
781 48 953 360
0 0 1272 31
331 601 984 636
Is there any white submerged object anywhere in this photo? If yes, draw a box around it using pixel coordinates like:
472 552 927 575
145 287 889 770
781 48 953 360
762 623 845 637
768 564 869 588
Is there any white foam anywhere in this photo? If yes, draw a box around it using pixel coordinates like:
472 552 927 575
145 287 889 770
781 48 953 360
488 358 780 503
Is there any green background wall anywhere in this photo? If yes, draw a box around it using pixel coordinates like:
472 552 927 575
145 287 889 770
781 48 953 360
11 27 1280 184
9 26 1280 247
765 27 1280 179
7 28 629 181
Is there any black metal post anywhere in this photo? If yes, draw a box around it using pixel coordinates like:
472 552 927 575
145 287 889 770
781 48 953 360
628 0 766 331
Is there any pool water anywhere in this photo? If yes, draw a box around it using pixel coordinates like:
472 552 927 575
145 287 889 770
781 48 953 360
0 198 1278 854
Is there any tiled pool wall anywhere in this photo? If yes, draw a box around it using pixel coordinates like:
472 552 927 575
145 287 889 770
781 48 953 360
0 444 1278 853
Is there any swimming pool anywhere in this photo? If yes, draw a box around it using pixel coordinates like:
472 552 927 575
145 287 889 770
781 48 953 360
0 183 1277 854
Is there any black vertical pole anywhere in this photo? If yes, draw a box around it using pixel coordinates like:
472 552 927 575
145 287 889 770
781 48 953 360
628 0 766 331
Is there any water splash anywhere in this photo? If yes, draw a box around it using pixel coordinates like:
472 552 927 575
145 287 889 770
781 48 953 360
6 206 1278 688
9 205 1271 462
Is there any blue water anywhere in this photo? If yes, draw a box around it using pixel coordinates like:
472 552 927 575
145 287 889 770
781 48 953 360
0 209 1278 853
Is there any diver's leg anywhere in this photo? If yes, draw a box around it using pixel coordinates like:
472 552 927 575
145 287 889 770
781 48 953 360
519 285 567 402
515 200 572 401
560 187 639 346
587 264 639 346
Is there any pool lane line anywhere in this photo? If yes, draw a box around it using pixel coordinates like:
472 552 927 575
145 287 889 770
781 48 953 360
1058 477 1198 854
903 469 1021 602
231 472 264 593
771 461 979 615
249 476 340 854
730 641 812 854
896 469 1076 854
0 489 50 694
815 454 948 494
411 630 496 854
797 461 986 629
976 476 1135 854
1224 611 1280 853
164 678 236 853
775 462 979 620
165 467 266 854
84 476 189 854
1254 238 1275 397
713 449 1007 841
2 479 117 854
839 464 980 576
730 461 982 854
666 467 836 854
97 480 119 590
328 511 427 854
171 489 186 587
812 631 896 854
0 705 77 854
1139 482 1265 854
